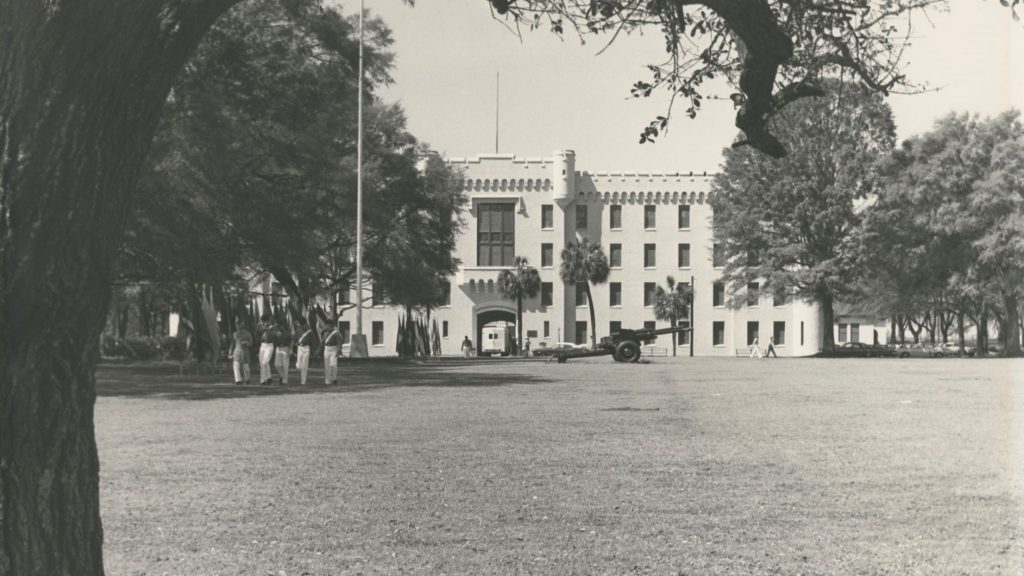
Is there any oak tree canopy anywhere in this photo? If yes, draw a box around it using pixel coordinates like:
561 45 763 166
486 0 1019 157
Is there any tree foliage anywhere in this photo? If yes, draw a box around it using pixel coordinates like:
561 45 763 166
559 237 610 347
124 0 465 322
709 80 896 350
653 275 693 356
860 110 1024 354
497 255 543 355
488 0 1017 157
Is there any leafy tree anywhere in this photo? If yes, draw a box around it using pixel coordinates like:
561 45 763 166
486 0 1018 158
559 238 610 348
709 80 896 351
497 256 543 355
127 0 392 312
127 0 466 331
653 276 693 356
371 153 466 333
862 110 1024 355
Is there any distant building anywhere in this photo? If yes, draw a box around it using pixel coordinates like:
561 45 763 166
347 150 826 357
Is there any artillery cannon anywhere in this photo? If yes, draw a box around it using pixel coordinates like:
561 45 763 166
551 325 693 363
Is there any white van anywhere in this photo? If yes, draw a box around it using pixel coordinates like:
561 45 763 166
480 325 510 356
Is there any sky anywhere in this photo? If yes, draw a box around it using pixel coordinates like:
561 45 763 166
337 0 1023 173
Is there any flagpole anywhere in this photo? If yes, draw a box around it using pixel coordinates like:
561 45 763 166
495 71 499 154
350 0 369 358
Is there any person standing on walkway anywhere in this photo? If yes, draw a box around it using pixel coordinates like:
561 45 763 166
749 337 763 359
274 321 292 385
765 336 778 358
523 336 531 357
231 320 253 385
295 322 314 386
322 321 341 385
256 313 277 385
461 335 473 358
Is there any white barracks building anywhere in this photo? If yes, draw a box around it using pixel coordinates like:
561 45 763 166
349 150 824 357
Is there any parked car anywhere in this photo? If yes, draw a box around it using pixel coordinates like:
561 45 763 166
532 342 587 357
938 342 975 357
828 342 896 357
892 342 943 358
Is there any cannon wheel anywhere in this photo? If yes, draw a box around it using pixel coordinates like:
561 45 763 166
613 340 641 363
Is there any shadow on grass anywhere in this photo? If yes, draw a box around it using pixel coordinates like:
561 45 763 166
95 359 555 401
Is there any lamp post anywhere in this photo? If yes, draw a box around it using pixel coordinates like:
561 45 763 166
349 0 369 358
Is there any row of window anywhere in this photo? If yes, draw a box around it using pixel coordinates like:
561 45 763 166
542 204 692 230
483 202 716 268
534 280 788 308
336 319 454 347
837 323 860 343
335 315 798 348
710 320 803 347
538 242 695 268
573 319 799 348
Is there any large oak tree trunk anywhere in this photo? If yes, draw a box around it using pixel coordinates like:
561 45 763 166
1 1 239 574
1003 292 1021 356
819 290 835 351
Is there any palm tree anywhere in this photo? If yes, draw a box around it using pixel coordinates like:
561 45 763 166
497 256 542 356
654 275 694 356
559 237 610 348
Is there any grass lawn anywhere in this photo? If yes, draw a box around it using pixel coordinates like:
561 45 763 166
95 357 1024 575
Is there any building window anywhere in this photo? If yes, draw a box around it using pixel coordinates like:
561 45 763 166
372 321 384 345
610 321 622 335
747 321 759 346
609 244 622 268
713 243 726 267
644 321 657 340
441 281 451 306
644 205 656 229
678 205 691 229
371 282 384 306
610 205 622 229
575 321 588 345
678 243 691 268
746 282 759 307
541 243 553 268
342 286 351 304
576 205 588 230
477 203 515 266
851 323 860 343
644 243 657 268
643 242 659 268
800 321 804 346
644 282 656 307
773 288 788 307
773 321 785 346
609 282 622 307
575 284 588 307
541 282 553 307
838 323 848 343
544 320 550 338
541 204 553 229
339 321 351 344
678 320 691 345
713 282 725 307
713 321 725 346
442 320 449 338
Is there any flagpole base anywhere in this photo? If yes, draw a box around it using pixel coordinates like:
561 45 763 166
349 334 369 358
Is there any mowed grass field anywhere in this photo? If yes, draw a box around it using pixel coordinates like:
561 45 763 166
95 357 1024 576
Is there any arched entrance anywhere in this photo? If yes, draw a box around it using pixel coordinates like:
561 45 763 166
476 309 516 357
